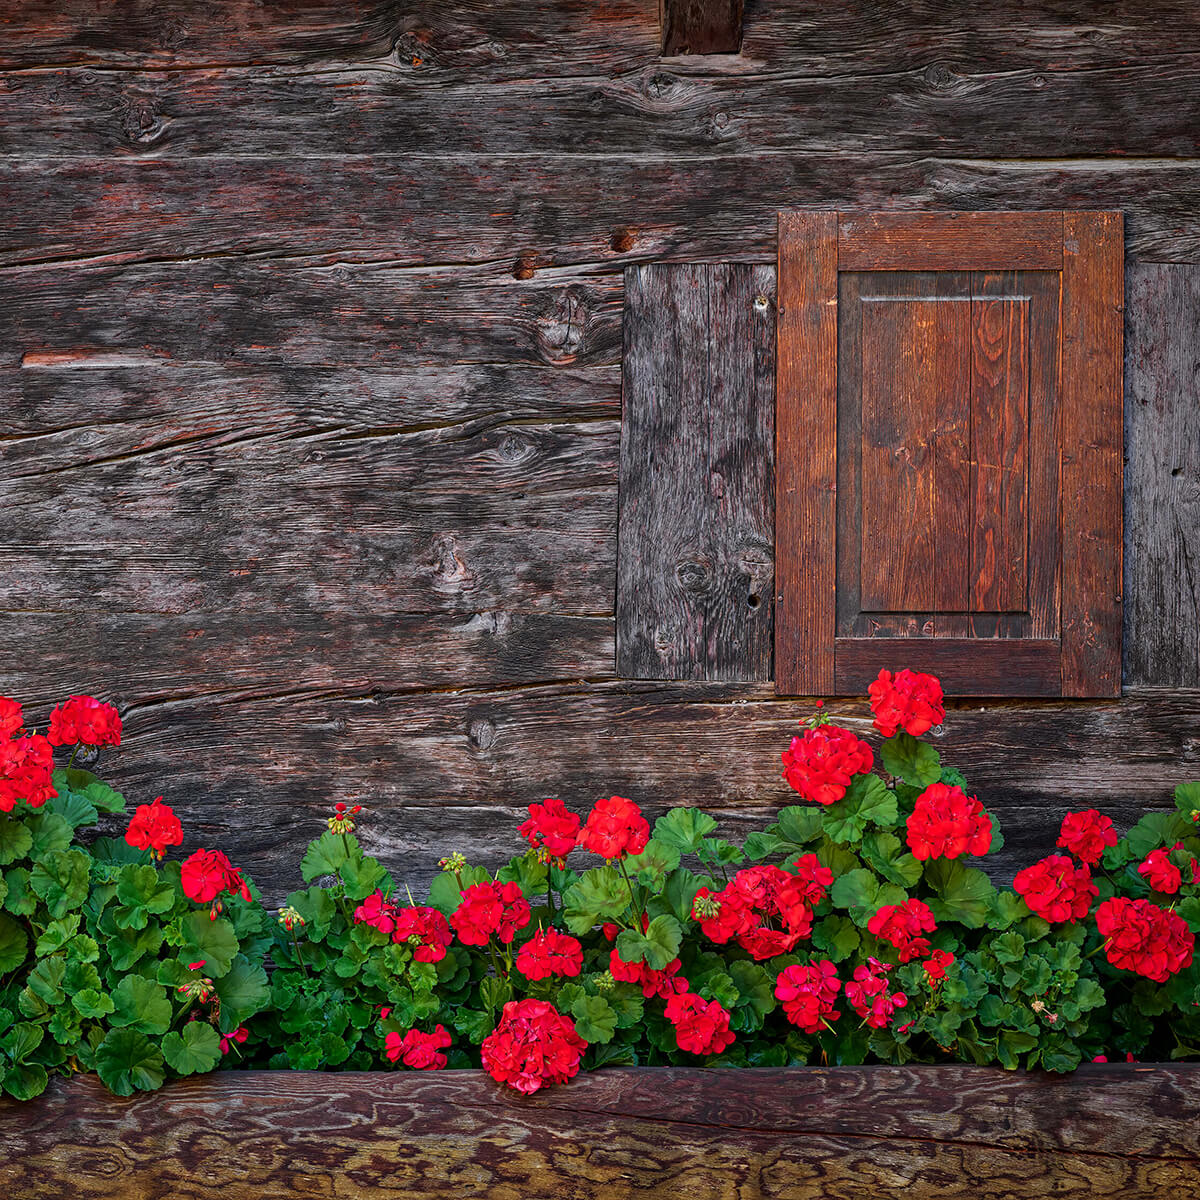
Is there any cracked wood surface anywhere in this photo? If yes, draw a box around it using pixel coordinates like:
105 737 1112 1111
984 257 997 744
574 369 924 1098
2 1066 1199 1198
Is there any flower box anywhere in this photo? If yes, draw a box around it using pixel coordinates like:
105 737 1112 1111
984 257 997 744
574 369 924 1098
3 1064 1198 1198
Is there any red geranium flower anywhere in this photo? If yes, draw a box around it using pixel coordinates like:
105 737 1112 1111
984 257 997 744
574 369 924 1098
46 695 122 748
124 796 183 860
1013 854 1096 923
663 991 735 1056
392 905 453 963
578 796 650 860
518 798 580 863
775 960 841 1033
1096 896 1194 982
450 880 531 946
867 899 938 963
0 733 57 812
781 724 874 806
608 947 689 999
692 864 814 961
180 848 251 905
481 999 587 1094
219 1026 249 1055
516 928 584 981
868 669 945 738
1138 844 1184 895
1056 810 1118 866
906 782 992 860
385 1025 452 1070
844 957 908 1029
0 697 24 740
791 853 835 906
922 949 955 986
354 890 398 934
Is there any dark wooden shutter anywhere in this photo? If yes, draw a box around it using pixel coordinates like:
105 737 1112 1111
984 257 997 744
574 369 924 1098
775 211 1123 698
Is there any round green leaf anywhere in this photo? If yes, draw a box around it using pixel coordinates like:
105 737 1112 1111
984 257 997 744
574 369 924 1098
110 973 172 1036
0 913 28 973
162 1023 222 1076
95 1029 165 1096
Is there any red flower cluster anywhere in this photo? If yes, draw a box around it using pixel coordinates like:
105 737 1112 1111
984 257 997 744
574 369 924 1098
692 864 814 960
1096 897 1195 982
844 958 908 1029
906 783 992 860
775 960 841 1033
180 849 251 906
481 999 587 1094
385 1025 452 1070
1138 844 1185 895
781 724 874 806
608 947 688 999
47 694 121 748
1056 810 1118 866
578 796 649 860
395 906 453 963
516 928 584 981
922 948 955 986
354 891 397 933
868 668 945 738
451 881 531 946
663 991 736 1056
1013 854 1097 923
867 899 938 963
124 796 183 859
219 1026 249 1056
0 698 22 740
0 733 56 813
791 853 834 906
519 798 580 864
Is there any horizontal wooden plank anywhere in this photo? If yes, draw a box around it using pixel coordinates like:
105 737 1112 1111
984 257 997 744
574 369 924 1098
8 683 1193 901
3 1066 1199 1199
0 260 623 369
835 639 1062 697
4 158 1200 273
838 211 1064 271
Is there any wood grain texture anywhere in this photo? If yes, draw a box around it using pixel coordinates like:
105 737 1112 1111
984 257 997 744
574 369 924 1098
835 639 1062 697
1061 211 1124 697
1124 264 1200 687
775 211 837 695
660 0 743 56
617 263 774 681
2 1066 1199 1200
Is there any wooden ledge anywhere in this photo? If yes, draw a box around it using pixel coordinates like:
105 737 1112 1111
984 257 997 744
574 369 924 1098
2 1065 1198 1198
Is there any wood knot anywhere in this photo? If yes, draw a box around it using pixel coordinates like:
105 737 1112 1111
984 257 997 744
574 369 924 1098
535 287 591 365
428 533 476 594
467 717 497 751
610 227 637 253
642 71 680 101
675 557 713 595
512 255 538 280
923 61 961 92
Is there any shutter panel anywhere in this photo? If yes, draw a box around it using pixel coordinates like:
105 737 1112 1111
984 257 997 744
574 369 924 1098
775 210 1123 698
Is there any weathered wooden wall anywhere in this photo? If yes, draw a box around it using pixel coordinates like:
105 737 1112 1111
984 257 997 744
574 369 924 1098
4 1067 1200 1199
1 1 1200 902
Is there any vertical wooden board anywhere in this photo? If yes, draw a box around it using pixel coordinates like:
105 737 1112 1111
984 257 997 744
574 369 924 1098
775 211 837 694
660 0 745 55
970 280 1029 613
1061 212 1124 697
859 297 970 613
1124 263 1200 686
616 264 774 682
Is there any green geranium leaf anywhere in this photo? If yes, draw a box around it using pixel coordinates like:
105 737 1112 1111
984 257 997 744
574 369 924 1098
986 890 1029 930
0 819 32 867
89 836 147 867
3 867 34 916
283 886 337 941
695 838 746 868
629 839 680 887
829 868 879 920
110 974 172 1036
654 867 703 924
117 863 176 913
26 812 74 859
496 851 548 896
776 806 825 846
43 781 98 830
95 1029 165 1096
180 912 239 977
1174 782 1200 820
925 859 995 929
213 955 269 1030
562 866 630 935
0 913 28 973
0 1021 43 1063
741 831 785 861
653 808 718 855
339 854 389 902
860 831 923 888
30 849 90 918
452 1008 493 1045
22 956 66 1012
3 1063 47 1101
881 732 942 788
1126 811 1189 859
810 914 861 962
35 914 80 956
728 960 776 1025
823 775 897 845
615 915 682 971
72 988 115 1019
162 1023 222 1076
301 831 357 883
570 994 617 1044
426 864 491 918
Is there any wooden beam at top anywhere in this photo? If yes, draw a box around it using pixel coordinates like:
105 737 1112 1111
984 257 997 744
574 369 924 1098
660 0 744 55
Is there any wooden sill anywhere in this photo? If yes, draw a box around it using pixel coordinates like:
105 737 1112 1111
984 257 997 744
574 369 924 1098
1 1065 1197 1198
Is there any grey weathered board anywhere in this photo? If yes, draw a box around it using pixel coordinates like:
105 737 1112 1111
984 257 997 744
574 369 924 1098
3 1066 1200 1199
617 263 774 681
2 2 1200 909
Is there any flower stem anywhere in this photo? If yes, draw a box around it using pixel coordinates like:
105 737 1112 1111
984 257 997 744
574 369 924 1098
617 858 645 927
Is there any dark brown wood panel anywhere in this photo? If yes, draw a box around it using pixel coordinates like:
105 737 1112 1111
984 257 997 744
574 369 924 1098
617 263 774 681
660 0 743 55
839 212 1064 271
2 1066 1200 1200
970 283 1029 613
775 212 837 695
1061 212 1124 697
1124 264 1200 687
